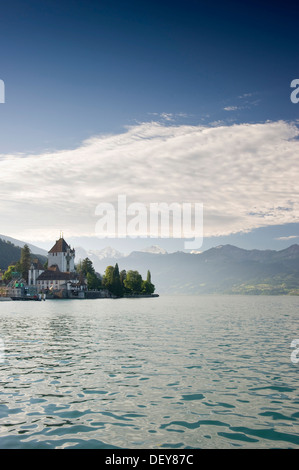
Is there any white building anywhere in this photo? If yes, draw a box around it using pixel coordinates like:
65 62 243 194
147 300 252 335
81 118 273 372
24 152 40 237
30 236 86 295
36 264 80 292
48 237 75 272
28 259 45 286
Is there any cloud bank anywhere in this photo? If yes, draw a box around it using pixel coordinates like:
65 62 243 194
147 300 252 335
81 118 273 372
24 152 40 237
1 120 299 242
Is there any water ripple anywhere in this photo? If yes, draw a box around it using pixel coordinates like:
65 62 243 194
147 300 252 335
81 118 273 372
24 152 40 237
1 295 299 448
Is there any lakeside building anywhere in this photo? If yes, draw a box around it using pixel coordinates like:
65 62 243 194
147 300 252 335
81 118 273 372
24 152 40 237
31 236 87 298
48 237 75 272
28 259 45 286
1 236 117 300
36 264 82 293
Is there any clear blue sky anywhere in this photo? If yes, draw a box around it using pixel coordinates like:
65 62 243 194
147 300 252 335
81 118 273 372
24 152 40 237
1 0 299 252
1 0 299 153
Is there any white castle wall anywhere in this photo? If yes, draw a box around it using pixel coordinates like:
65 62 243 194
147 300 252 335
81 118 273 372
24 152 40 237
48 249 75 272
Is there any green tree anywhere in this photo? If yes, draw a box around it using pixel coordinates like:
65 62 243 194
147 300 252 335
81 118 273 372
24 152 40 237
86 272 101 290
142 279 155 294
142 270 155 294
102 264 123 296
120 269 126 284
112 263 123 297
3 265 18 282
124 270 143 294
76 258 102 290
14 261 22 273
102 265 115 290
20 244 31 282
102 266 155 296
77 258 95 276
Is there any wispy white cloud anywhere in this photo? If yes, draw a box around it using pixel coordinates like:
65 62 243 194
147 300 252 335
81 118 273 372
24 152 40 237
1 120 299 242
160 112 175 121
223 106 239 111
238 92 256 99
275 235 299 240
148 112 189 122
223 92 260 113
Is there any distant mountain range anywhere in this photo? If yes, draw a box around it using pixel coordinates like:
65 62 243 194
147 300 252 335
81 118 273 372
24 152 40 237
1 234 299 295
139 245 168 255
0 234 47 256
76 243 299 295
74 244 167 263
75 245 124 265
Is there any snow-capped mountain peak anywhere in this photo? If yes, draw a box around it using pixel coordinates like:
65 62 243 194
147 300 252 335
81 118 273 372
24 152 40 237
139 245 168 255
88 246 124 260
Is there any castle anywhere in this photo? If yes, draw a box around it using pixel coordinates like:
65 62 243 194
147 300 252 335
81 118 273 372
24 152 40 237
29 235 86 298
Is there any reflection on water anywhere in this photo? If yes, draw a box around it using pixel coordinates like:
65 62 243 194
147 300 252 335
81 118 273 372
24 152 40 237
0 295 299 449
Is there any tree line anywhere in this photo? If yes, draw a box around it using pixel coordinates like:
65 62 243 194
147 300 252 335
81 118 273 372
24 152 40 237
76 258 155 297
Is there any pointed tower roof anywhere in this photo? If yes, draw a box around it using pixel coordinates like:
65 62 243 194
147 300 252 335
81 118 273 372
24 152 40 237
48 237 70 254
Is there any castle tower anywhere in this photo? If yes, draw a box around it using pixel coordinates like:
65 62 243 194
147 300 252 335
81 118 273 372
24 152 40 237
48 236 75 272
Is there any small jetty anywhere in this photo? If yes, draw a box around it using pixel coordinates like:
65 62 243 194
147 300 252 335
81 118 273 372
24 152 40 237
0 294 46 301
0 278 46 301
10 294 46 301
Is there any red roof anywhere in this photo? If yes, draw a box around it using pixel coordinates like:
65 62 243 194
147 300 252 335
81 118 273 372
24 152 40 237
37 266 78 281
48 238 70 254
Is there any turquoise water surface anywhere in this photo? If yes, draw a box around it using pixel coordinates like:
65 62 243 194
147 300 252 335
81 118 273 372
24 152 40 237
0 295 299 449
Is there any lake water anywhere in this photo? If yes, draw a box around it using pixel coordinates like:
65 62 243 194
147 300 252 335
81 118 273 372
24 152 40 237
0 295 299 449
